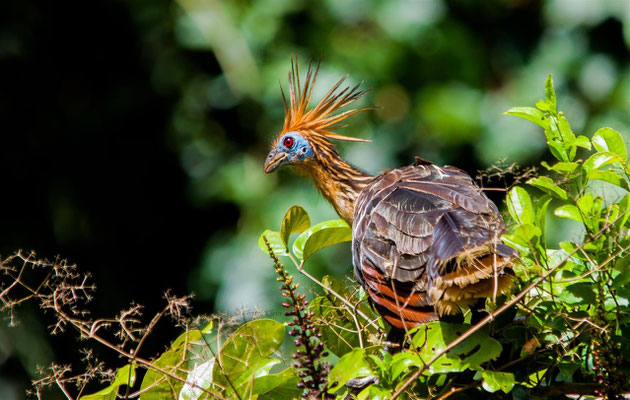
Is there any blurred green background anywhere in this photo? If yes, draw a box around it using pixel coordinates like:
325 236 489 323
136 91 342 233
1 0 629 398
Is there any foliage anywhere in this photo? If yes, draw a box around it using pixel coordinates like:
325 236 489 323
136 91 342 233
2 77 630 399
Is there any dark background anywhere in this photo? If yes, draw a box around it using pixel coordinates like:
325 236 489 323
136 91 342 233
1 0 629 398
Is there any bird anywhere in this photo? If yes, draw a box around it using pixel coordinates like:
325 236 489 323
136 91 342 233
263 59 516 338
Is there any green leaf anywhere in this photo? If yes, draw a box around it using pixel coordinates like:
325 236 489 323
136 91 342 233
575 135 592 150
563 283 596 305
481 370 515 393
258 230 288 256
558 115 576 144
515 223 542 241
358 386 393 400
616 194 630 228
309 296 361 357
502 234 530 253
213 319 284 397
280 205 310 247
541 161 579 173
545 74 556 111
588 170 629 190
559 241 576 254
612 254 630 289
251 368 293 395
535 98 552 112
521 369 547 388
554 205 583 223
255 368 302 399
140 328 207 399
81 364 136 400
527 176 568 200
577 193 594 215
390 352 423 381
233 358 281 398
327 348 372 393
503 107 548 129
410 322 502 374
583 152 623 174
292 219 352 262
547 138 569 161
592 127 627 162
507 187 534 225
536 196 553 245
557 362 580 381
179 359 214 400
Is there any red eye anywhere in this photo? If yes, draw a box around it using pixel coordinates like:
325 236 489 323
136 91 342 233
283 137 294 148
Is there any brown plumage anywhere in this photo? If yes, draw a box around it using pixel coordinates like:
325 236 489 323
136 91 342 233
353 158 515 330
264 59 516 332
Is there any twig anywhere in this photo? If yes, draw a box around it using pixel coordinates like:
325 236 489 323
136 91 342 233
288 252 382 333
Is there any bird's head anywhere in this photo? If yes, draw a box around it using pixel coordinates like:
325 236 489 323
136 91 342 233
263 58 372 175
264 131 313 173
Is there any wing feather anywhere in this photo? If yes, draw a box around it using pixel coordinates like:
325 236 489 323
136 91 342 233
352 161 517 329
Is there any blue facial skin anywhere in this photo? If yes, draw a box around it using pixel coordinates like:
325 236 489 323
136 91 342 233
264 131 314 173
282 132 313 163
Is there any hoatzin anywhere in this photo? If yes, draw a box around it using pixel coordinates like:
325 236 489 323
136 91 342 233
264 60 516 338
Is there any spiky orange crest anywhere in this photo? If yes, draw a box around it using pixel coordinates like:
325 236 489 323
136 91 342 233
280 58 372 142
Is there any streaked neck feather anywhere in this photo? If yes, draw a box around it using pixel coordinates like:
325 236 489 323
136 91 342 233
294 145 373 224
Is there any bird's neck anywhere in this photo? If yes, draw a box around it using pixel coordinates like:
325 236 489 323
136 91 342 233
295 147 373 224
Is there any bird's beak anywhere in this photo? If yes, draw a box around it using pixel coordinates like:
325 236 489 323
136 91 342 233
264 151 287 174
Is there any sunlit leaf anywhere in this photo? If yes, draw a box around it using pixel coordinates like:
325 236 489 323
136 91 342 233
577 193 594 215
547 138 569 161
82 364 136 400
179 359 214 400
527 176 568 200
616 194 630 228
535 98 552 112
255 368 302 399
612 254 630 290
554 205 583 223
258 230 288 256
592 127 627 162
502 234 530 253
358 385 392 400
540 161 578 173
588 170 629 190
410 322 502 374
558 115 576 144
140 328 207 399
293 219 352 262
280 205 311 247
544 74 556 110
212 319 284 397
583 152 623 174
521 369 547 388
327 348 372 393
515 223 542 242
503 106 548 129
575 135 592 150
390 352 423 381
480 370 515 393
507 187 534 225
535 196 552 245
234 358 280 398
